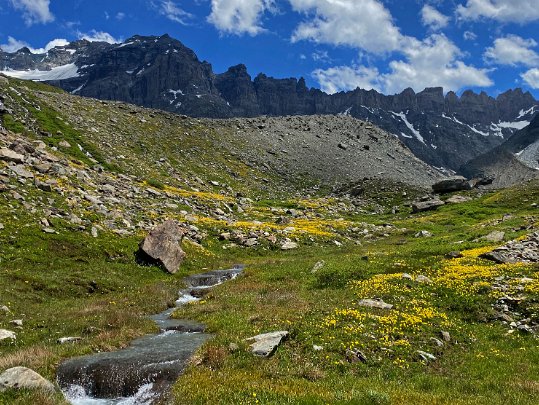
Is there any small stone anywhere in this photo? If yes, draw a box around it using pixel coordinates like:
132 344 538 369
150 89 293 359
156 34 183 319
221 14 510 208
358 299 393 310
417 350 436 362
415 275 433 284
441 331 451 342
311 260 325 273
313 345 324 351
346 348 367 363
0 305 10 313
228 343 240 352
415 230 432 238
445 251 463 259
57 336 82 344
430 338 444 347
281 241 298 250
0 223 4 230
0 329 16 341
91 227 98 238
58 140 71 148
483 231 505 243
42 228 55 234
10 319 23 327
402 273 413 280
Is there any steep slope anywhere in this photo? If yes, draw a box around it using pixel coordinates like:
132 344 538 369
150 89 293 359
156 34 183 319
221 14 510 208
461 115 539 187
1 34 537 172
0 75 440 191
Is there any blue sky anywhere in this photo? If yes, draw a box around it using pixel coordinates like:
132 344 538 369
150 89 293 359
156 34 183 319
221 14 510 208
1 0 539 98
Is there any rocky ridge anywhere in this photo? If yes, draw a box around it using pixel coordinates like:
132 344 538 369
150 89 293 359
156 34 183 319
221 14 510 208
1 34 537 172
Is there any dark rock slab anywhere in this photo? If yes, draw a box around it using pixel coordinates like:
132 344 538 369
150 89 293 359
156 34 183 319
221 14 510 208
432 176 471 193
412 199 445 213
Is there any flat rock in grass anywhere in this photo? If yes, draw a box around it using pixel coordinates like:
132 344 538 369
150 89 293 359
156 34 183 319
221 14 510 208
483 231 505 243
281 241 298 250
0 367 55 393
358 299 393 310
415 275 433 284
0 329 16 341
446 195 472 204
137 220 186 274
247 331 289 357
57 337 82 344
417 350 436 362
412 199 444 213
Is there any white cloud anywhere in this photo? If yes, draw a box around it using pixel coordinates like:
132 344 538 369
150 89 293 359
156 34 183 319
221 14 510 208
457 0 539 24
312 65 381 94
289 0 403 54
313 35 493 94
9 0 54 25
463 31 477 41
157 0 193 25
0 36 69 53
116 12 126 21
78 30 120 44
522 68 539 88
484 35 539 67
208 0 276 35
421 5 449 30
312 50 330 63
0 37 30 53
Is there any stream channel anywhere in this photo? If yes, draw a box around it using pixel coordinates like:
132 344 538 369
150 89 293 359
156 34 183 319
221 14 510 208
57 265 244 404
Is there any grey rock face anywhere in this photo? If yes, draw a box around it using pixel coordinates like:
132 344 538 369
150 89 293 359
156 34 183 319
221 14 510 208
137 220 186 274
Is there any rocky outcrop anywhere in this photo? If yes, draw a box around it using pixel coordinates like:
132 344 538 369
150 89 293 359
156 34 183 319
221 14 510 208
137 220 186 274
481 232 539 264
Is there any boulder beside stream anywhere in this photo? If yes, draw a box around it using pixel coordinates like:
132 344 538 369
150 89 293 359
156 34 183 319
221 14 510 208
136 220 186 274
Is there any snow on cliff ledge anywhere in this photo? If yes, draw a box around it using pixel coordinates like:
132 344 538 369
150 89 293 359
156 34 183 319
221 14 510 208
1 63 80 81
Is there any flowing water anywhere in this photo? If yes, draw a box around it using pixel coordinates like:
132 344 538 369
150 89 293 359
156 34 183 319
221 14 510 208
58 266 244 404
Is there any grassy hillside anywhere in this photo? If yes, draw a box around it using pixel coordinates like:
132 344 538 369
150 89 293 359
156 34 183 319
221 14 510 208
0 76 538 404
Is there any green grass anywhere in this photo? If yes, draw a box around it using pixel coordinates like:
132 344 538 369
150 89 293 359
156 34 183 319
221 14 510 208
1 77 539 404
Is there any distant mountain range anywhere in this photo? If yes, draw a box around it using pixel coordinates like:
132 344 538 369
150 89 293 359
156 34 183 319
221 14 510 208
1 33 538 173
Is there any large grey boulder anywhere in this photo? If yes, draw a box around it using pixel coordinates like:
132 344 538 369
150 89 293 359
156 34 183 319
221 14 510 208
137 220 186 274
432 176 471 193
412 199 445 213
0 367 55 392
247 331 289 357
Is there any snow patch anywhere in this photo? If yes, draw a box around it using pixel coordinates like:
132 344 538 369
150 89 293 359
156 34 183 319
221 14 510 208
338 106 352 116
517 106 538 119
1 63 80 81
391 111 426 145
